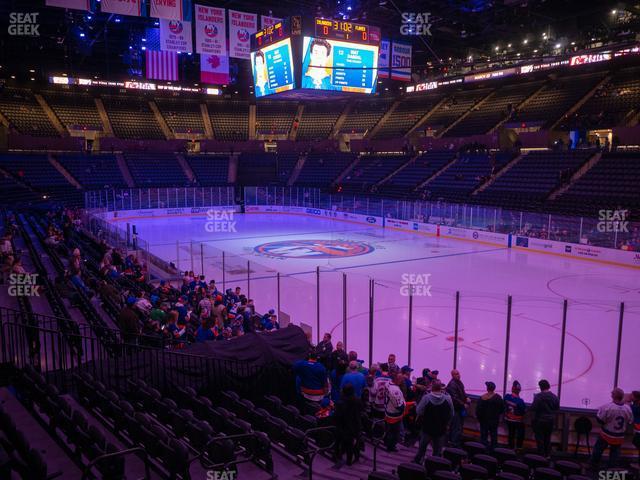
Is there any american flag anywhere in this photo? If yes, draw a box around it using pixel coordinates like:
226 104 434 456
145 27 178 81
146 50 178 81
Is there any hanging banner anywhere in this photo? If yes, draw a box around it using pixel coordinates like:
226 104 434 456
101 0 145 16
378 39 390 79
201 54 230 85
229 10 257 59
160 18 193 53
194 4 226 55
46 0 93 11
261 15 282 29
150 0 191 21
391 41 412 81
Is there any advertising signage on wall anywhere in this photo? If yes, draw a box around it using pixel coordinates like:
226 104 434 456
405 44 639 94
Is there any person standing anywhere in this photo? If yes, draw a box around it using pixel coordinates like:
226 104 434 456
476 381 504 451
414 381 453 462
632 391 640 464
384 374 406 452
293 351 329 414
446 369 470 446
316 333 333 369
371 363 392 418
334 384 363 466
530 379 560 457
340 360 366 400
590 388 633 469
504 380 526 450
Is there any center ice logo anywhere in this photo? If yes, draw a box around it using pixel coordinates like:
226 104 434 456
254 240 374 259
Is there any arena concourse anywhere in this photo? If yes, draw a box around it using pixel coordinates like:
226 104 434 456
0 0 639 479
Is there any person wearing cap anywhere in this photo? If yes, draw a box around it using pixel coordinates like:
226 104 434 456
399 366 415 399
341 360 366 399
504 380 526 450
446 369 470 446
293 351 329 415
414 380 453 462
530 379 560 457
591 387 633 469
476 381 504 451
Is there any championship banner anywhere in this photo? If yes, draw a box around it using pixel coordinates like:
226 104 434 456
195 4 226 55
378 39 390 78
201 54 230 85
46 0 94 11
150 0 192 21
229 10 257 59
160 18 193 53
391 41 412 81
261 15 282 29
101 0 145 16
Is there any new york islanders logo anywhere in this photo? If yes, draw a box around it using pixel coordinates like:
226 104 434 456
169 20 183 35
204 24 218 38
237 29 250 42
254 240 375 259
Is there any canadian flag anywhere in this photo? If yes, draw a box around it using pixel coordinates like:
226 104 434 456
201 54 229 85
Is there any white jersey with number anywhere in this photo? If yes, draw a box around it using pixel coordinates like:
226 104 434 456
597 401 633 445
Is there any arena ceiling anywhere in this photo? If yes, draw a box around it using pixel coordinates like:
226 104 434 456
0 0 636 88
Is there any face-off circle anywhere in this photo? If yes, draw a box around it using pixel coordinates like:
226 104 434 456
254 239 375 259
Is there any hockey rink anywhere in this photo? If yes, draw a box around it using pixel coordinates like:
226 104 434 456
121 212 640 409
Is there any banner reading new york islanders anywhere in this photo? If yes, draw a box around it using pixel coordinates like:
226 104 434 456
229 10 257 59
195 4 226 56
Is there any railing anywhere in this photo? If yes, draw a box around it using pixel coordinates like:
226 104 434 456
244 186 639 251
84 186 236 211
0 315 293 402
80 186 638 411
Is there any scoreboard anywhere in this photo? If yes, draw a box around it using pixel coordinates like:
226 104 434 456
314 18 380 46
251 20 288 50
250 16 381 97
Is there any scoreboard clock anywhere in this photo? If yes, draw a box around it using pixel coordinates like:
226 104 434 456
251 20 289 49
314 18 380 45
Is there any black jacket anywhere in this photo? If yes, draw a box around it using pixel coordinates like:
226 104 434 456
334 395 363 437
531 391 560 424
476 393 505 427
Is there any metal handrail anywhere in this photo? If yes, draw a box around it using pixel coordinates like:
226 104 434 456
80 447 151 480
